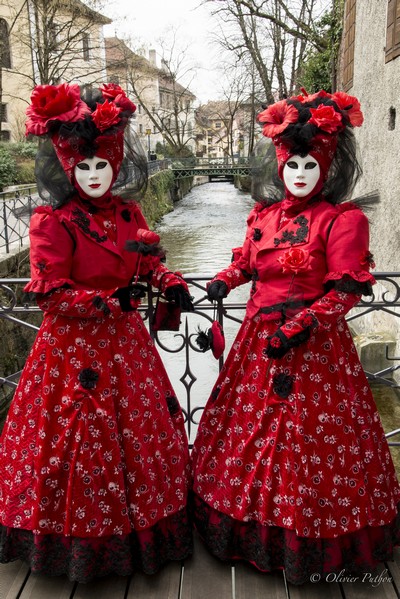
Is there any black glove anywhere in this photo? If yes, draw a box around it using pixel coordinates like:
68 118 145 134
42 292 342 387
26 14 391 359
111 284 147 311
264 327 311 359
207 280 228 301
164 285 194 312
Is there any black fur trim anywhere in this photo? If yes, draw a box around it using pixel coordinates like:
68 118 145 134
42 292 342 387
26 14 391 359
325 275 373 296
125 240 165 257
92 296 111 315
167 396 180 416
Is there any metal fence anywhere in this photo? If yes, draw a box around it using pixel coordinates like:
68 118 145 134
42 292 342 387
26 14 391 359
0 274 399 448
0 186 41 254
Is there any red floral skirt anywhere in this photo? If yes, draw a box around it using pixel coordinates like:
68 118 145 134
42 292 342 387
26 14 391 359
191 313 400 582
0 310 192 580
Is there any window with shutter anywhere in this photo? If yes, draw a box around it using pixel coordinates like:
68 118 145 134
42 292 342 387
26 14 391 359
342 0 356 91
82 33 90 61
386 0 400 62
0 104 7 122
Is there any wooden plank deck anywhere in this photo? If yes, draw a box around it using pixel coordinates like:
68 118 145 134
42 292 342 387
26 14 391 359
1 535 399 599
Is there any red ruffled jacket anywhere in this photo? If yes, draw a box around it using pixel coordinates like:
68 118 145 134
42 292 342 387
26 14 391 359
210 199 375 337
25 195 187 316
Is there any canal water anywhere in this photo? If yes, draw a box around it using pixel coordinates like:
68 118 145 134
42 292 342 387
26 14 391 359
156 180 254 275
155 180 254 442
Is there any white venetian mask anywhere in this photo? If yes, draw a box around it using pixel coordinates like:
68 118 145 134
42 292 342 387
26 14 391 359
74 156 114 198
282 154 321 198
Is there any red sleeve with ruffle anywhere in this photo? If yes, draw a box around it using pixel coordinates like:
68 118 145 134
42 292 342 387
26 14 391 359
24 207 75 295
324 203 376 288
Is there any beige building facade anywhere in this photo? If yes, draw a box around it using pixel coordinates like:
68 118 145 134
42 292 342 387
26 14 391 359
0 0 110 142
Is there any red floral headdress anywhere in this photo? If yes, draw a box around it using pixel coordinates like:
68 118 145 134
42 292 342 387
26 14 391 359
26 83 137 182
257 89 364 179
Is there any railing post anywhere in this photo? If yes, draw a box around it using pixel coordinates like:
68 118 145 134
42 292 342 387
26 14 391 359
3 201 9 254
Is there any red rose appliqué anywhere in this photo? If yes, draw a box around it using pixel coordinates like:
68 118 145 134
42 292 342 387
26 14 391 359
278 248 310 274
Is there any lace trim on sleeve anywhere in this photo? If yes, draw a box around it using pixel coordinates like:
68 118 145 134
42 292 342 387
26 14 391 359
323 271 375 296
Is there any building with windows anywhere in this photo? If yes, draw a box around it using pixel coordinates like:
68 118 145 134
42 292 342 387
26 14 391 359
105 38 196 159
0 0 110 142
195 100 255 160
105 38 163 157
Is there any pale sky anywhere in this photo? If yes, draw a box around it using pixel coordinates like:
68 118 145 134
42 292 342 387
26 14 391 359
102 0 221 104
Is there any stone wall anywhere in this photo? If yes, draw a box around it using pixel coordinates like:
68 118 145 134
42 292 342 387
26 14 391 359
338 2 400 380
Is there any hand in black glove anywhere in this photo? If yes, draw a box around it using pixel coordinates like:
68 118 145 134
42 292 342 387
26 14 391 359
164 285 194 312
207 280 228 301
264 327 311 359
112 284 147 311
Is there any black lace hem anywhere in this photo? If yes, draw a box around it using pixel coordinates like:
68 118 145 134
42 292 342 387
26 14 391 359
191 494 400 586
0 508 192 583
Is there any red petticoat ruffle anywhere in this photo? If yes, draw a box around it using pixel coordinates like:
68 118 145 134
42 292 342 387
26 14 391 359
192 494 400 586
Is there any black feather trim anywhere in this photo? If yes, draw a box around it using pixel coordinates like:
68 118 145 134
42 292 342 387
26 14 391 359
125 240 165 257
195 327 212 352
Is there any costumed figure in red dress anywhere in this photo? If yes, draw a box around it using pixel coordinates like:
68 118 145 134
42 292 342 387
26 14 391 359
0 83 194 582
191 89 400 584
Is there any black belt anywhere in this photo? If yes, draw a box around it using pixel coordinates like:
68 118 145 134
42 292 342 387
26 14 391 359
259 299 315 316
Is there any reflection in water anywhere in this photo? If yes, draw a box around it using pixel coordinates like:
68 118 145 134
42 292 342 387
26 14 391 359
155 181 254 442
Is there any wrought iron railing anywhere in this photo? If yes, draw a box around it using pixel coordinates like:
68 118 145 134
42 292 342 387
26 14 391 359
0 274 399 447
0 186 41 254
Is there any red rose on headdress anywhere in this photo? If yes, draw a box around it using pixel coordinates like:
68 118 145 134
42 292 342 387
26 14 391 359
278 248 310 274
100 83 125 100
100 83 137 114
91 100 122 132
25 83 90 136
309 105 343 133
137 228 161 245
332 92 364 127
304 89 332 103
115 93 136 113
258 100 299 138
